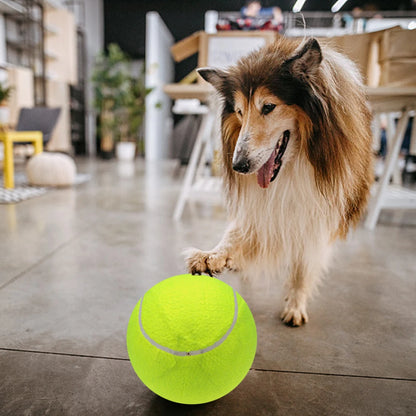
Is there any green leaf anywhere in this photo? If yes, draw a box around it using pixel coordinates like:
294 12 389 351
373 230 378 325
92 44 151 144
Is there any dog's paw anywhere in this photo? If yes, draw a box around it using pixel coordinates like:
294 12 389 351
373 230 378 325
281 298 309 327
184 248 233 276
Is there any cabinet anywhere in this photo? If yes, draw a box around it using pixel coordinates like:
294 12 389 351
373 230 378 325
4 0 46 106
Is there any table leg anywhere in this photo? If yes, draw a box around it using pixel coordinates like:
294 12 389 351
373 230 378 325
3 137 14 189
173 111 214 221
365 109 411 230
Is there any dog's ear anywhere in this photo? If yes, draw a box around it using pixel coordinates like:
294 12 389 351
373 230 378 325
197 67 227 90
284 38 322 80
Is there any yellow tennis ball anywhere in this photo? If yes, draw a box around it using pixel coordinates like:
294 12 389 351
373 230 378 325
126 274 257 404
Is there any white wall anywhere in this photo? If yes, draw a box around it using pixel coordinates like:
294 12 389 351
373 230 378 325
145 12 174 161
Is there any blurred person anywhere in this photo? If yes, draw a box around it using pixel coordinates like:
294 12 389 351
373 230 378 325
242 0 262 17
242 1 283 25
240 1 284 31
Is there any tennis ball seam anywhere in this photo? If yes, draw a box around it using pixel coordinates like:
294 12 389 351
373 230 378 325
139 289 238 356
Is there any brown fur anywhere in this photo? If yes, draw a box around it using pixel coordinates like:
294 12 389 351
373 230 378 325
219 37 373 238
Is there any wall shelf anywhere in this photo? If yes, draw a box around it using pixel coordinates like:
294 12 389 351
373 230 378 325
6 39 41 50
44 23 58 35
44 51 58 61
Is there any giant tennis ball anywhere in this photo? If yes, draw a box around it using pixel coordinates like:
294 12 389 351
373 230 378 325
126 274 257 404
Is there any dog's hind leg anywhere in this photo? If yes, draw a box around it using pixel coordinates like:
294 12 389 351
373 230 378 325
281 244 332 326
185 222 244 277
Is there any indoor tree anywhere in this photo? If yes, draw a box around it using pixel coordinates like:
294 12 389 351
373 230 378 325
92 43 130 157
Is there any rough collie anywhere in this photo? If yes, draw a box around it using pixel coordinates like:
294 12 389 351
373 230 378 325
185 37 373 326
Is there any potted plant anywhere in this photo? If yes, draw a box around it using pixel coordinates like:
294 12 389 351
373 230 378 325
92 43 130 158
115 74 152 161
0 82 13 126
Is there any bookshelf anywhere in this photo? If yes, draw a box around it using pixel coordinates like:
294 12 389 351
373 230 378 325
4 0 46 105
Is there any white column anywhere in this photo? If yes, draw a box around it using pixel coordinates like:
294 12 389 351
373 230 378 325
82 0 104 157
145 12 174 161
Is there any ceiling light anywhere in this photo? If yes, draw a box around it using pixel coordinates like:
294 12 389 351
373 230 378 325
292 0 307 13
331 0 349 13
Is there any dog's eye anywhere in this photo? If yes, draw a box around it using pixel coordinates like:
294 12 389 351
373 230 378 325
236 109 242 117
262 103 276 115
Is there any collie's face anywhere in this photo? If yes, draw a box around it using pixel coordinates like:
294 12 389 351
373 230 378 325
198 38 322 189
232 87 298 188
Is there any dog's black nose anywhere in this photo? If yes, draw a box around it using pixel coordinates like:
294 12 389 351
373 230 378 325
233 159 251 173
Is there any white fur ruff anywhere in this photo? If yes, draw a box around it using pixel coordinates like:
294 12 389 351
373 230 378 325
229 150 337 285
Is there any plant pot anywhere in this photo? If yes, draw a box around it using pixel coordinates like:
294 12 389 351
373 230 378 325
100 150 114 160
0 106 10 125
116 142 136 161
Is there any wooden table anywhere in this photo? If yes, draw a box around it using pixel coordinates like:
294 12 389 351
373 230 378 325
163 83 213 101
365 87 416 229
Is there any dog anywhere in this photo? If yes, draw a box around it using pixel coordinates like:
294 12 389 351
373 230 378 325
185 37 373 326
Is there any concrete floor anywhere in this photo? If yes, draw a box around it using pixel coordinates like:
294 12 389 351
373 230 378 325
0 158 415 415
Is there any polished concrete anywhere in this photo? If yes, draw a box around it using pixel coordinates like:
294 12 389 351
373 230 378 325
0 158 415 415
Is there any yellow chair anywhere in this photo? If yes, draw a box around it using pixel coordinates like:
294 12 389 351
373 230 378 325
0 107 60 189
0 131 43 189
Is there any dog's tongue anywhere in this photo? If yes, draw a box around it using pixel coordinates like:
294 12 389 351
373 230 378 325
257 150 276 189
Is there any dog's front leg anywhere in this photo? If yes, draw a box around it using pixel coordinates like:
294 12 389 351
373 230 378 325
281 283 310 327
185 223 242 276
